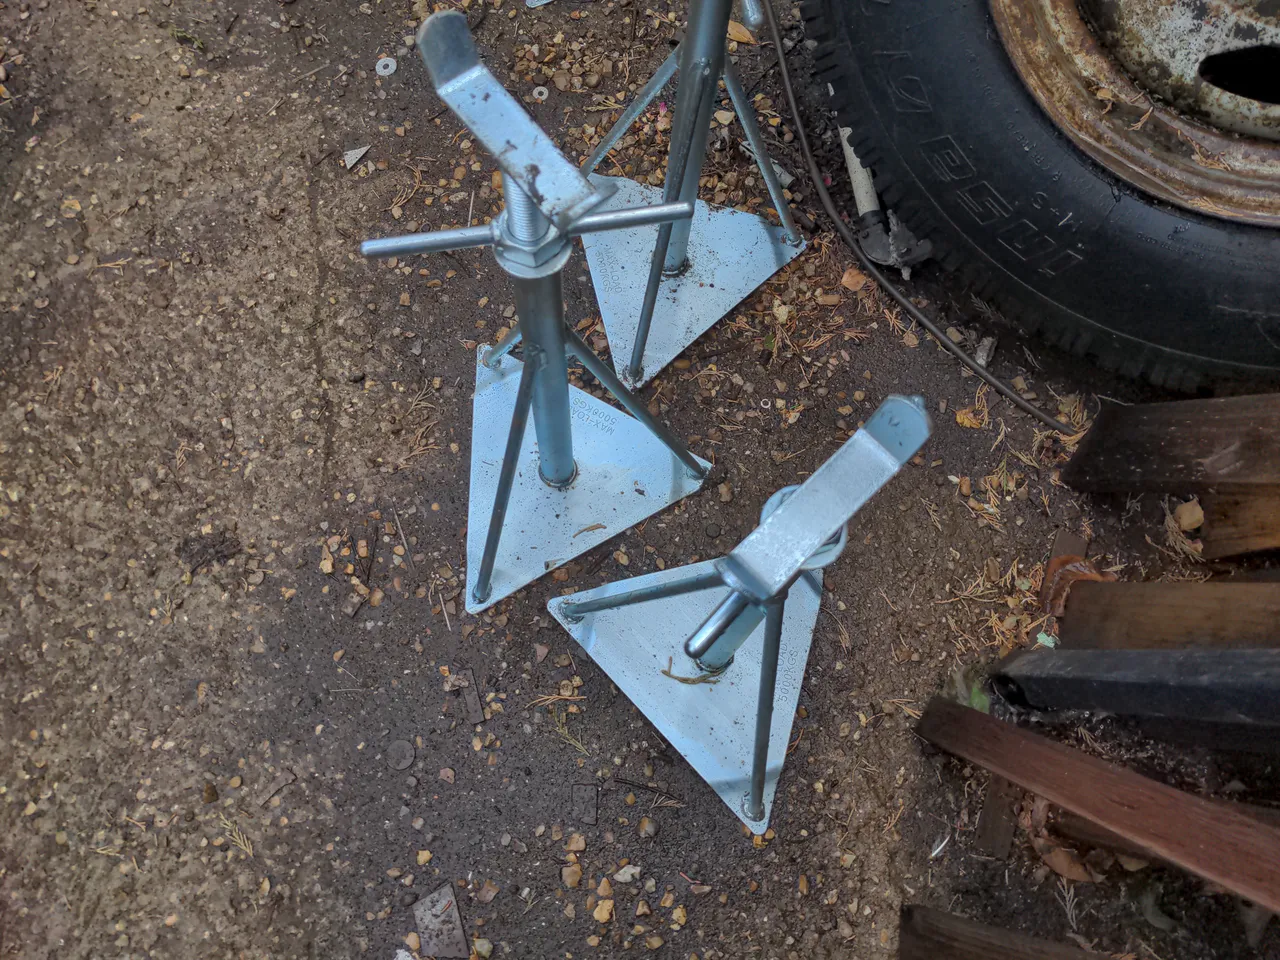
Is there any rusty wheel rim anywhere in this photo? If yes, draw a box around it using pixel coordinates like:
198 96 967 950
990 0 1280 226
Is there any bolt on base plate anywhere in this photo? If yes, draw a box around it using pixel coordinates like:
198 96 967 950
580 175 806 388
547 561 822 832
465 351 709 613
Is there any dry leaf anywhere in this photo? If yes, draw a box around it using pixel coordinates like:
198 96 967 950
1174 497 1204 532
840 266 868 292
955 407 984 429
1039 843 1093 883
726 20 756 43
562 863 583 888
713 109 734 126
1041 554 1116 616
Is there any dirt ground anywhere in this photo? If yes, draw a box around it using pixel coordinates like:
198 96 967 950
2 0 1274 958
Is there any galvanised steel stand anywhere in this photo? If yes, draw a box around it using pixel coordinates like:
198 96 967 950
548 396 931 831
364 11 711 614
579 0 806 387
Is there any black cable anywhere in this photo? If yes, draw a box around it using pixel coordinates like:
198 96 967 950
757 0 1076 436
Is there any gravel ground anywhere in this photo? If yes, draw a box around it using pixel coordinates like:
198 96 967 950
2 0 1272 958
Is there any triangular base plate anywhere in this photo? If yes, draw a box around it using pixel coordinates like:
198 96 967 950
547 562 822 832
580 175 806 388
465 352 709 614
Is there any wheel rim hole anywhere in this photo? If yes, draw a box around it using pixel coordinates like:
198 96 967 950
1198 46 1280 105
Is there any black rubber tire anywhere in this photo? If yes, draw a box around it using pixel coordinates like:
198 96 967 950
801 0 1280 391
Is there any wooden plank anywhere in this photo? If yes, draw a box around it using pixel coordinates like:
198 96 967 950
898 905 1093 960
1061 394 1280 494
974 775 1019 859
1050 528 1088 561
916 698 1280 913
1136 717 1280 758
1053 801 1280 868
995 648 1280 725
1202 491 1280 559
1060 581 1280 649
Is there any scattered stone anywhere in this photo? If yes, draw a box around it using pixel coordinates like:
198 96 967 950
404 932 420 951
473 939 493 958
439 767 455 783
564 833 586 852
593 899 614 923
635 900 651 916
597 877 613 897
645 935 664 950
228 776 242 789
413 883 469 958
458 667 485 724
388 740 415 770
562 863 583 888
571 783 598 824
343 146 370 170
202 782 218 803
637 816 658 838
614 864 642 883
974 336 997 368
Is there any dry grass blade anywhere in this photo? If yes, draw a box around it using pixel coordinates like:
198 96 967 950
218 815 254 857
527 693 586 708
552 708 587 755
919 497 942 532
1159 497 1204 562
885 698 921 720
661 656 720 685
823 607 851 652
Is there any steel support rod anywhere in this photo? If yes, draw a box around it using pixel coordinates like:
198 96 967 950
360 223 495 259
584 47 681 175
503 173 576 487
744 594 786 822
482 324 523 369
723 60 801 245
626 64 711 382
472 358 537 604
559 568 724 620
515 275 576 487
571 201 695 235
684 590 752 661
664 0 734 273
563 326 707 478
